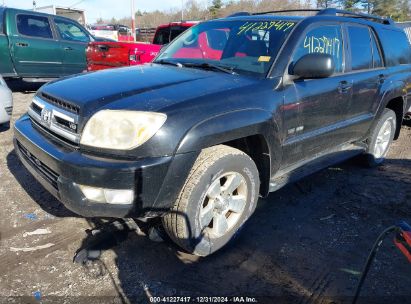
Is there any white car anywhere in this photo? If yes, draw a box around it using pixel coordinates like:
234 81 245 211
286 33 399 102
0 76 13 125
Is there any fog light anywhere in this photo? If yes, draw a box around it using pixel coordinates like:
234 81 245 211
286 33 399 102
78 185 134 205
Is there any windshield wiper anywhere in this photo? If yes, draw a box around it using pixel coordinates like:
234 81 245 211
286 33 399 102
155 59 184 68
184 62 238 75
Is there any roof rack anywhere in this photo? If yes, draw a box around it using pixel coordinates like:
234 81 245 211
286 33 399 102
251 9 322 16
227 12 250 17
318 8 394 25
227 8 394 25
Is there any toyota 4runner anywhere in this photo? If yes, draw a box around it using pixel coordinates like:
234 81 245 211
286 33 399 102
14 9 411 256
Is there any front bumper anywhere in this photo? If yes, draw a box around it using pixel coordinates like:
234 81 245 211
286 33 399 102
14 114 197 218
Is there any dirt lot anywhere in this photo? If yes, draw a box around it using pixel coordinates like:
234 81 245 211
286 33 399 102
0 86 410 304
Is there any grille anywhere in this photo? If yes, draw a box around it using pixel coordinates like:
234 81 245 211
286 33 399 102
41 92 80 115
28 97 81 147
31 119 79 149
5 106 13 116
32 102 42 116
17 140 59 190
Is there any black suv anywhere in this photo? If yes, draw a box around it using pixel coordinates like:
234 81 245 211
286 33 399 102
14 9 411 256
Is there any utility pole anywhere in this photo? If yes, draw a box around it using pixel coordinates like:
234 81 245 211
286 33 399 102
131 0 136 42
181 0 184 21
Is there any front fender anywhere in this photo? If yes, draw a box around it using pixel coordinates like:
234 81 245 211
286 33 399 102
176 109 276 154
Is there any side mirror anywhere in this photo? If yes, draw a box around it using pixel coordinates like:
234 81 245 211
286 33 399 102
291 53 335 79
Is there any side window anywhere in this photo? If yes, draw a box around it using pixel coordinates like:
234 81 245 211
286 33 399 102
347 26 373 71
370 31 383 68
55 19 89 43
292 25 344 73
153 28 171 45
170 27 186 42
17 14 53 39
378 29 411 66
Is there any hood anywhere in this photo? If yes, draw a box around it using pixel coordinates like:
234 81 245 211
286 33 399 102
39 64 258 116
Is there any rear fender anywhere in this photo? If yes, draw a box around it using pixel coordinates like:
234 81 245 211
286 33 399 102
375 80 406 139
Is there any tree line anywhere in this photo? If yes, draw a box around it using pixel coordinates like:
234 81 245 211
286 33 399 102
317 0 410 20
97 0 410 29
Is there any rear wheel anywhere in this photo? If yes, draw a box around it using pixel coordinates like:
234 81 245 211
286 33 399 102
363 108 396 167
162 145 260 256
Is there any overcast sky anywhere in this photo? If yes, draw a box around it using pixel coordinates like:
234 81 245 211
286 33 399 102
3 0 209 22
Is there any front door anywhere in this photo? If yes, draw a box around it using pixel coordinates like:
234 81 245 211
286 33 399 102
9 13 63 77
53 17 90 75
282 23 353 166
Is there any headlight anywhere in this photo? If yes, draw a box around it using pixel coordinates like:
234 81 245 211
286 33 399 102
80 110 167 150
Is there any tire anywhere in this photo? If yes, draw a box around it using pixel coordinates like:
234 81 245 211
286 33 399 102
162 145 260 256
363 108 397 167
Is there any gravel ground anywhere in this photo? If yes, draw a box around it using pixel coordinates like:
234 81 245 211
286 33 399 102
0 84 410 304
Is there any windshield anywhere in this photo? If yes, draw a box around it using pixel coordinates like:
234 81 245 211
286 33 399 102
155 19 296 77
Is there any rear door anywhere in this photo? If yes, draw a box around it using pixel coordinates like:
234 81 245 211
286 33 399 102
53 17 91 75
8 12 63 77
344 24 385 140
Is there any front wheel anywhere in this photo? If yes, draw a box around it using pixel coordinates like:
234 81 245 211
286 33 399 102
162 145 260 256
363 108 397 167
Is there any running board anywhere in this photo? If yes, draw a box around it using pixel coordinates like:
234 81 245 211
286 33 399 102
269 143 365 192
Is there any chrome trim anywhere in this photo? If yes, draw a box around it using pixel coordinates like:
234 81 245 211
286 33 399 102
19 61 63 65
32 97 45 109
28 96 80 144
53 110 75 123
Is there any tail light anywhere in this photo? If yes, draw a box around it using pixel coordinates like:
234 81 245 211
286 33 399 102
129 49 145 65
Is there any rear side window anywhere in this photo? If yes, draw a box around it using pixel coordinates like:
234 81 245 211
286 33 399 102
292 25 344 73
347 26 373 71
17 14 53 39
170 27 187 42
153 27 170 45
378 29 411 66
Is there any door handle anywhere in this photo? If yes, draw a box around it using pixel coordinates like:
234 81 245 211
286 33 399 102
378 74 386 84
16 42 29 47
338 81 352 94
64 47 74 51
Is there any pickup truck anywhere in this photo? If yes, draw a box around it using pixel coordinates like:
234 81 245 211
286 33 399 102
0 7 110 80
86 21 198 71
14 9 411 256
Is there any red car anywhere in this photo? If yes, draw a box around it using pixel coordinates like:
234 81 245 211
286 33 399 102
86 21 199 71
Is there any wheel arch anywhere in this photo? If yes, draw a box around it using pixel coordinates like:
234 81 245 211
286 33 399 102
385 96 405 140
377 81 406 140
176 109 281 197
